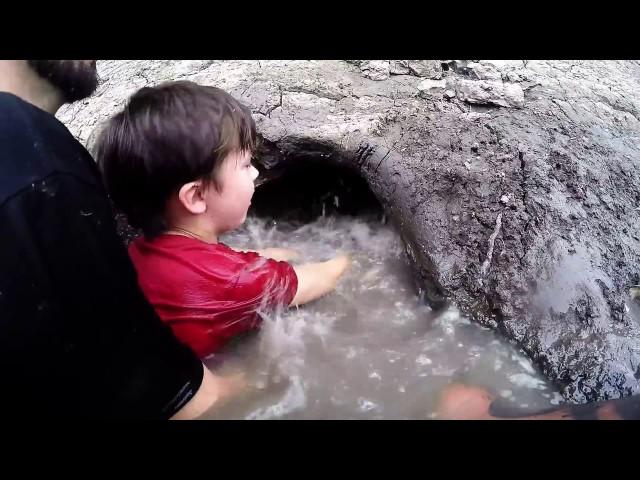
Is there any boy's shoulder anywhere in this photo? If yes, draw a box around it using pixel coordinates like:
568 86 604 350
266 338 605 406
131 235 260 267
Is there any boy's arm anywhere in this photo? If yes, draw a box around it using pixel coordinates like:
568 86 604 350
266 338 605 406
290 255 351 306
229 247 349 308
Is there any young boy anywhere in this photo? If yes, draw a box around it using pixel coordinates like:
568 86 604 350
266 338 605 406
95 81 350 359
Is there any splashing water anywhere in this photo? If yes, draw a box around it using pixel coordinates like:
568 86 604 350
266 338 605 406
206 215 561 419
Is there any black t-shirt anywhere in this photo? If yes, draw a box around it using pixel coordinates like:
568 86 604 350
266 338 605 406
0 92 203 419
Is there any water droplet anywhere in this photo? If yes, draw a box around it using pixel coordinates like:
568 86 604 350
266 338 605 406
416 355 432 366
358 398 377 412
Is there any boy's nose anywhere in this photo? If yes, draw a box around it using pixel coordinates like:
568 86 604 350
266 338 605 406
251 165 259 181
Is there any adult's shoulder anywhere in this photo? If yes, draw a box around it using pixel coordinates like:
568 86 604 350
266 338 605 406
0 92 102 204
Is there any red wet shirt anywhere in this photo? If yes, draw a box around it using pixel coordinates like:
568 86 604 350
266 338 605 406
128 234 298 358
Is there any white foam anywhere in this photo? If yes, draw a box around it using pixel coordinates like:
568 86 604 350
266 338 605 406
508 373 547 390
416 355 433 366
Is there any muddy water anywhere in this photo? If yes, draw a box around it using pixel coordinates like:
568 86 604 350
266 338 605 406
205 214 562 419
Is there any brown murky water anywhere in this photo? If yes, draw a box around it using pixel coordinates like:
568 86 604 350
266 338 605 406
204 214 561 419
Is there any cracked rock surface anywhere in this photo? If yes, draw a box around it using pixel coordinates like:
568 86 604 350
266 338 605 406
59 60 640 403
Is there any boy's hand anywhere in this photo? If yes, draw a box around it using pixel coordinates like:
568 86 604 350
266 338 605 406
290 253 351 307
328 253 351 279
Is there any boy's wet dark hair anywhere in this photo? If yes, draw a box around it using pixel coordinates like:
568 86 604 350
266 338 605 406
94 80 257 238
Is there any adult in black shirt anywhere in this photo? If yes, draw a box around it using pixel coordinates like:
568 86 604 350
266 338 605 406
0 60 237 419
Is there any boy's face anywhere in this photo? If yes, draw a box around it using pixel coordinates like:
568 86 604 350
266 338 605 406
205 149 259 233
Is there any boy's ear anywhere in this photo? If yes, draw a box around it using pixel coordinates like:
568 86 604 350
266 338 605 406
178 180 207 214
